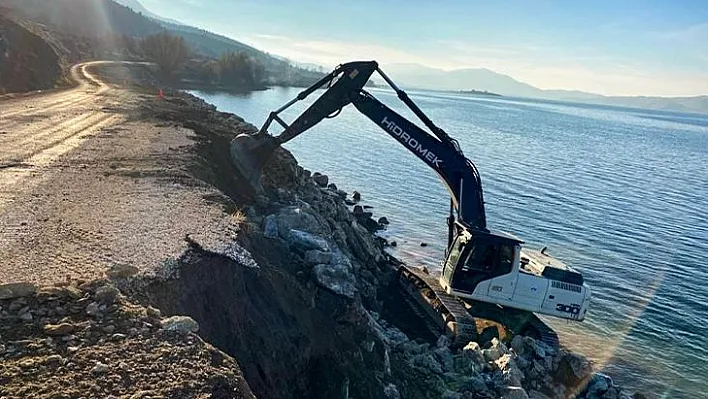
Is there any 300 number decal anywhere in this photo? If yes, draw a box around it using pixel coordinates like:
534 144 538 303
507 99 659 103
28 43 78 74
555 303 581 315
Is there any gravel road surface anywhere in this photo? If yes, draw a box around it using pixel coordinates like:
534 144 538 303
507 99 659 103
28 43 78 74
0 62 237 285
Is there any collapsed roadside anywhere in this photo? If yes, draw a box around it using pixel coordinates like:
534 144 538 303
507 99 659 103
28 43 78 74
1 70 644 398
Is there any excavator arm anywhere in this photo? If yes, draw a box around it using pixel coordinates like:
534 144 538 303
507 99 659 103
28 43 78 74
231 60 487 231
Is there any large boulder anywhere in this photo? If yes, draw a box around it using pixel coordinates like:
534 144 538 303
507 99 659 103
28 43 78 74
276 206 324 238
585 373 613 398
483 338 509 362
495 354 524 388
455 341 485 374
313 257 356 299
263 214 279 238
162 315 200 333
304 250 333 265
312 172 329 187
288 229 330 252
554 351 592 387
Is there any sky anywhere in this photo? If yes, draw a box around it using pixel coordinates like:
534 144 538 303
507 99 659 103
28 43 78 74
138 0 708 97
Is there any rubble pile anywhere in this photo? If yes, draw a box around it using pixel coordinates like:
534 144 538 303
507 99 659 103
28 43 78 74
0 280 253 398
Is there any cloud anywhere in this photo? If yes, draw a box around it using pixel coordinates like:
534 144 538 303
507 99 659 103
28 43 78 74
244 35 452 69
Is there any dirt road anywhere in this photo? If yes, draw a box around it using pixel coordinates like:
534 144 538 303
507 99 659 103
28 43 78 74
0 62 237 285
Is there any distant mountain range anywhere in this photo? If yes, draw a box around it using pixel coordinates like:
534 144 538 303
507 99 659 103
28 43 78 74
382 63 708 114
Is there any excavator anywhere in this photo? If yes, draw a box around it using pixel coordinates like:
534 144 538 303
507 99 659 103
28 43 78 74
231 61 590 346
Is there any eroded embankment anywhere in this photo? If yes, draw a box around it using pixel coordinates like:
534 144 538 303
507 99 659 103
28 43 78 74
120 93 642 399
1 90 644 399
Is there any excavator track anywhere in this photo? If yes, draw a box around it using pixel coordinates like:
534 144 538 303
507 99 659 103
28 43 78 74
398 265 559 349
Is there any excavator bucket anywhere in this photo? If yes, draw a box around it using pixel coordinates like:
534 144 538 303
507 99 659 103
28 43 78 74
229 132 280 191
230 61 379 192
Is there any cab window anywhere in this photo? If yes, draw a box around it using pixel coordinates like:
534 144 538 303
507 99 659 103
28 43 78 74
464 241 515 275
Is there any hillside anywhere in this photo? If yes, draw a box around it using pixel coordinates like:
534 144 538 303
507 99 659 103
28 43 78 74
110 0 322 85
0 0 322 89
385 63 708 114
0 13 63 93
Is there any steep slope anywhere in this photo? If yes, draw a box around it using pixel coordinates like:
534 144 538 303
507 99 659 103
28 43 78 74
0 13 62 93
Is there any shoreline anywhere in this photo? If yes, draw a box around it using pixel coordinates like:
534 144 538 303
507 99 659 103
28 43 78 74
1 65 645 398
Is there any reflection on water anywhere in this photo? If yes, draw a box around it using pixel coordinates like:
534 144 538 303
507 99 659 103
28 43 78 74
191 88 708 398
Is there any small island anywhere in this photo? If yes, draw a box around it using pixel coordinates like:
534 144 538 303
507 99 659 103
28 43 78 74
459 89 502 97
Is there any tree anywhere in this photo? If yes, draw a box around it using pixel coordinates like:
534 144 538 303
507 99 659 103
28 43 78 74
141 32 189 83
216 51 265 89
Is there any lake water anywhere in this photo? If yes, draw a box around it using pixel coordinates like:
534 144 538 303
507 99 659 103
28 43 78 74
191 87 708 398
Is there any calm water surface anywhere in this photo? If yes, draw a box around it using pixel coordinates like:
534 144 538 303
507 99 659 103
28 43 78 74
191 87 708 398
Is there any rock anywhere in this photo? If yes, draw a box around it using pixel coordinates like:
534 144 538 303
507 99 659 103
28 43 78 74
502 386 529 399
146 306 161 319
106 263 139 279
304 250 333 265
412 353 444 375
442 391 462 399
111 333 127 340
94 285 120 304
45 354 63 364
355 215 381 234
478 325 500 345
353 205 364 214
527 390 551 399
603 387 620 399
91 362 109 374
0 282 36 299
277 207 323 237
512 335 546 359
483 337 509 362
390 241 397 247
352 191 361 202
378 216 390 225
327 183 338 191
495 354 524 387
288 229 330 252
162 315 199 333
383 383 400 399
555 351 592 386
102 325 116 334
86 302 102 317
263 214 278 238
43 323 76 336
420 242 428 247
312 173 328 187
458 376 489 394
19 312 33 321
65 286 84 299
458 341 485 372
433 346 454 373
313 261 357 299
37 286 70 299
586 373 612 397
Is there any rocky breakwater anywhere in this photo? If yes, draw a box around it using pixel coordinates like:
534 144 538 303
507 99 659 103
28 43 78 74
232 143 644 398
0 280 253 398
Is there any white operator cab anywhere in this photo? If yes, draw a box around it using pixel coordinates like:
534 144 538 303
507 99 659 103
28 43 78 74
439 226 591 321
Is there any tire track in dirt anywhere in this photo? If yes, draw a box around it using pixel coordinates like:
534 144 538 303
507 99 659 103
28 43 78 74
0 62 125 211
